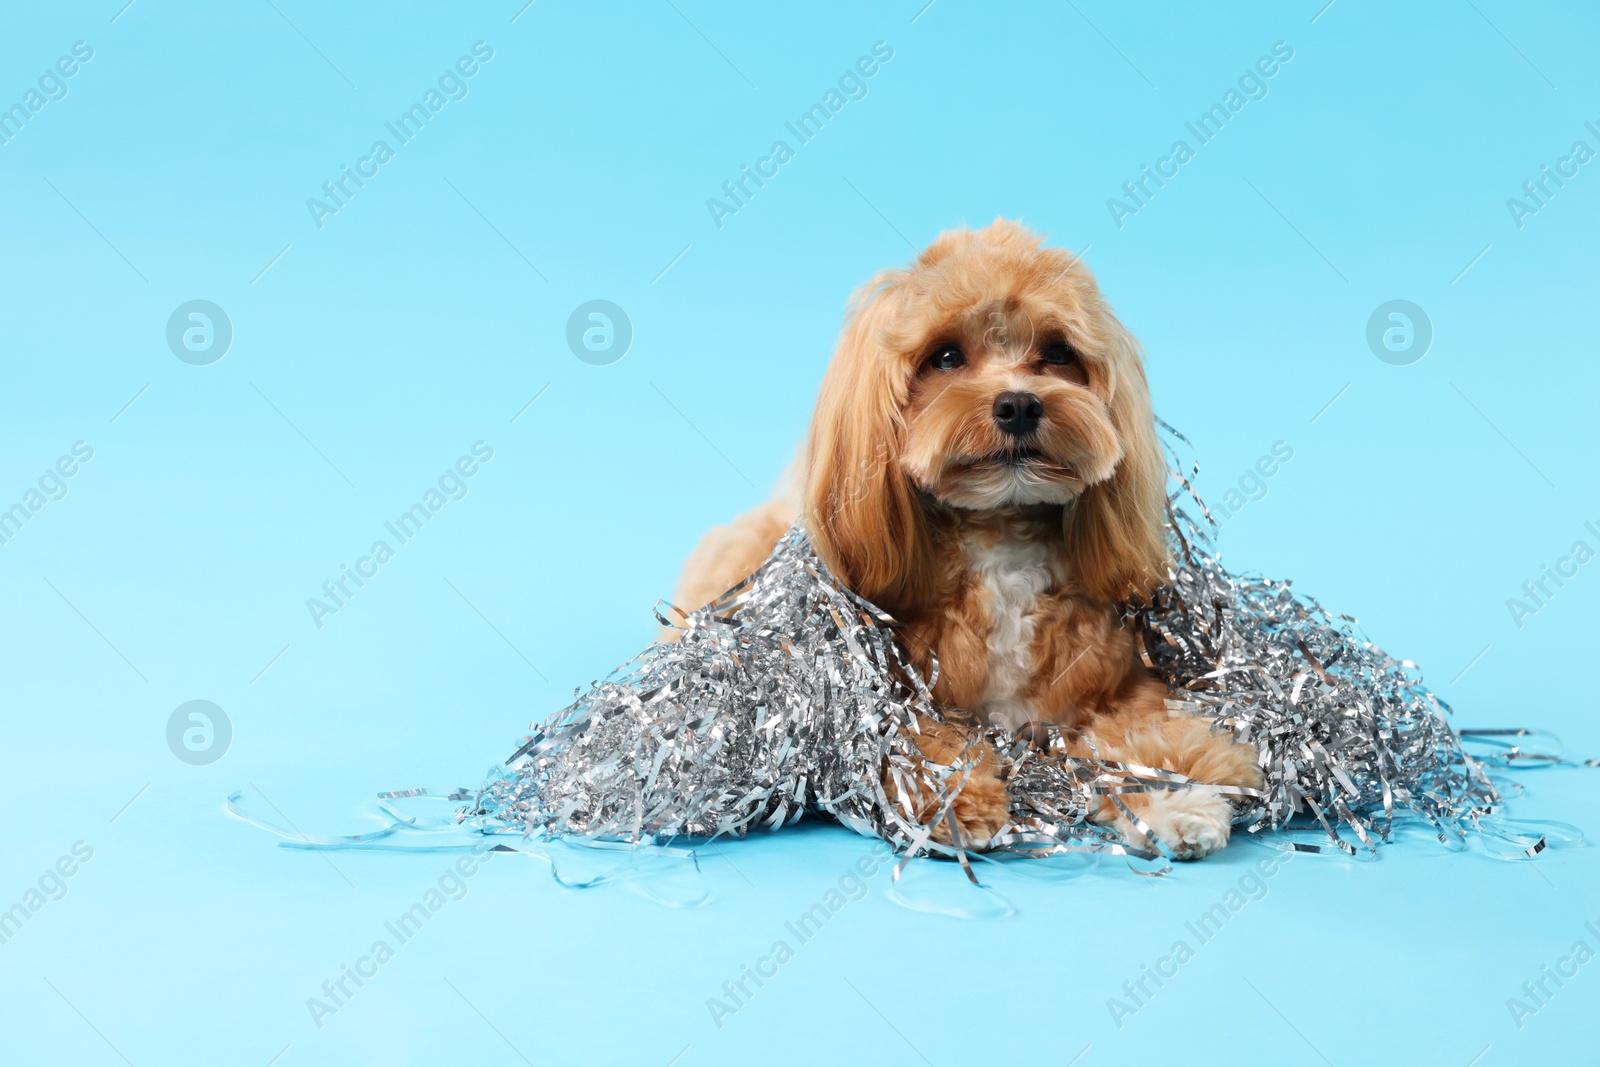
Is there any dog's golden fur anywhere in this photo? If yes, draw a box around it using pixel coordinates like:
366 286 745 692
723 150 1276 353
671 220 1261 858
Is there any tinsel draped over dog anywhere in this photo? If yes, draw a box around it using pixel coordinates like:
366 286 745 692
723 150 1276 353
463 457 1512 869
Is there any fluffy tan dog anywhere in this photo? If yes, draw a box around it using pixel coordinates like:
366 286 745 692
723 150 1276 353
671 220 1261 858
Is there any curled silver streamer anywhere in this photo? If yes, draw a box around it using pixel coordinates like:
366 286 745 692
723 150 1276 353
462 433 1527 870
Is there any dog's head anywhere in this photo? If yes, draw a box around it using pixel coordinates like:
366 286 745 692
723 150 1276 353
803 219 1168 609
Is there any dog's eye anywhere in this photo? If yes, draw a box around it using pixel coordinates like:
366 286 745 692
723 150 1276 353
1041 342 1079 366
927 344 966 371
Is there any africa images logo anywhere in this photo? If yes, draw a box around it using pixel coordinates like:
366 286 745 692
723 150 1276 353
306 42 495 229
704 41 895 229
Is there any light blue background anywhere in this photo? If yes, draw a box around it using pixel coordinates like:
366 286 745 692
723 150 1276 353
2 1 1598 1064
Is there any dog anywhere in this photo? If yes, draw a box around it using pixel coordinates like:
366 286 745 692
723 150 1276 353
670 219 1262 858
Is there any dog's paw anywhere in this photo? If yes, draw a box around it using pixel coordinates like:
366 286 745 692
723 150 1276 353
889 717 1013 851
929 769 1012 850
1121 790 1234 860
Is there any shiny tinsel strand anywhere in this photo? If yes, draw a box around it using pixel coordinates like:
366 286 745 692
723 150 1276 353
464 440 1506 867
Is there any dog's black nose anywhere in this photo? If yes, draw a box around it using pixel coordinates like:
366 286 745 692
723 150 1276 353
992 391 1043 437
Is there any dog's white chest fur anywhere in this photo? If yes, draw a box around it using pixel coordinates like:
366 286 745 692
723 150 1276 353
963 533 1056 733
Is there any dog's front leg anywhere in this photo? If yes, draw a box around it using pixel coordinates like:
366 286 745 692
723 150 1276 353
1073 681 1263 859
882 714 1012 850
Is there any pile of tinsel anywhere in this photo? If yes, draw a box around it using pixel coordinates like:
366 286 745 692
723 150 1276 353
463 445 1510 868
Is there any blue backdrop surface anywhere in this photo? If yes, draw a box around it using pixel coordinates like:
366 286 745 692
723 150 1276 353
2 2 1598 1064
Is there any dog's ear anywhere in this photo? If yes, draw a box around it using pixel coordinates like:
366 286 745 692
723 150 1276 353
803 271 935 611
1064 314 1170 601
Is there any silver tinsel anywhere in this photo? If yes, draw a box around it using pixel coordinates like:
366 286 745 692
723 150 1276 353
464 439 1514 867
466 524 1006 866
